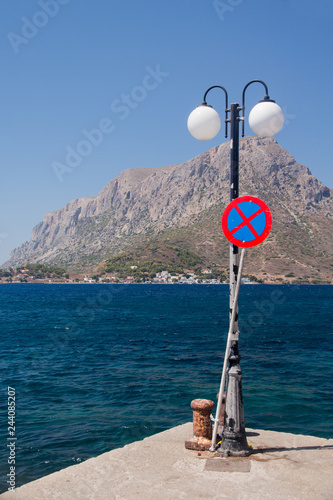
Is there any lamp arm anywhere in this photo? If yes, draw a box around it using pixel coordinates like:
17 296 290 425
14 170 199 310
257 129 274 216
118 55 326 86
202 85 229 138
241 80 270 137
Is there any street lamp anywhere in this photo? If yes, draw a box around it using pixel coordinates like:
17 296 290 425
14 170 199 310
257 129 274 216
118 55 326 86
187 80 284 456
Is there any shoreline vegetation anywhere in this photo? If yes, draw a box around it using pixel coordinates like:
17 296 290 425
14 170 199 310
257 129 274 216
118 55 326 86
0 260 331 285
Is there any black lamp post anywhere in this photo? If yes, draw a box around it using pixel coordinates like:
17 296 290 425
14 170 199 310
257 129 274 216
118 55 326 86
187 80 284 456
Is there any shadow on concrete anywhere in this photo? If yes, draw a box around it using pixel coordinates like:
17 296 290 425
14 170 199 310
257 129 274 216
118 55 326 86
252 444 333 454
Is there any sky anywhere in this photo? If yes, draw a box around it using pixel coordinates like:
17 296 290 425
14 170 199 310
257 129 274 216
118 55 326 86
0 0 332 265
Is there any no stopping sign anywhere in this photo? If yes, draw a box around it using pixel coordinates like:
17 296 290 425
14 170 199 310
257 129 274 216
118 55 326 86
222 196 272 248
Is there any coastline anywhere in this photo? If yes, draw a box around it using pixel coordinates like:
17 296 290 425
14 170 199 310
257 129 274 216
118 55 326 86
0 281 332 285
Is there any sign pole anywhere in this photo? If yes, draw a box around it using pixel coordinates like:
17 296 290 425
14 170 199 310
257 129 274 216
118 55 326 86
210 247 246 451
229 102 240 383
218 195 272 456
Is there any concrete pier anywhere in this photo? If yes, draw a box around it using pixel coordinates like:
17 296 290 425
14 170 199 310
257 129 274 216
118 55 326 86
1 424 332 499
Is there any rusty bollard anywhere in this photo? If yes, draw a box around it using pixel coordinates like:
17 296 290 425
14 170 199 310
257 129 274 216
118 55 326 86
185 399 215 451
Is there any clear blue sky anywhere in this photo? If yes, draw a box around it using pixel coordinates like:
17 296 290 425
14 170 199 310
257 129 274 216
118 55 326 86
1 0 332 265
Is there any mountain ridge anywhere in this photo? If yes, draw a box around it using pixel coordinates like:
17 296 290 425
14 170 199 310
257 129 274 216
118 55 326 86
5 136 333 282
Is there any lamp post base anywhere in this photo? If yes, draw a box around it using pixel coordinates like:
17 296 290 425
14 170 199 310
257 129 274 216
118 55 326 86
218 349 251 457
218 434 251 457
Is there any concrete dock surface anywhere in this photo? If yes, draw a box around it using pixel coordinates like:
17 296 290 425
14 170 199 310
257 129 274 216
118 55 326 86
1 423 332 500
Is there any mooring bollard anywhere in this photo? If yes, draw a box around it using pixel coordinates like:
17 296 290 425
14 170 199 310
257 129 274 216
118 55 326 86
191 399 215 438
185 399 215 451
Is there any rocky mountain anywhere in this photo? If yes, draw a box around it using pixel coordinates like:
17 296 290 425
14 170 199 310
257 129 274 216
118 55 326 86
5 136 333 282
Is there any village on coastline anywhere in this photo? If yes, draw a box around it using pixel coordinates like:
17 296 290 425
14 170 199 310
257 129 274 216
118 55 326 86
0 267 246 285
0 263 257 285
1 262 330 285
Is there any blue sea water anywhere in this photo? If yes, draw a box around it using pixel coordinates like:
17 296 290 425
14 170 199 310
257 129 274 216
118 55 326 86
0 283 332 492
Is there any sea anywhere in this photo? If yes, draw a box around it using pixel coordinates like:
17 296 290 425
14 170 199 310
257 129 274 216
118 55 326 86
0 283 332 492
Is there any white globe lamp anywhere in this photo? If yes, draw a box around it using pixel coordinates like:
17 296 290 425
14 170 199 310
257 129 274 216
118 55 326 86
187 104 221 141
248 100 284 137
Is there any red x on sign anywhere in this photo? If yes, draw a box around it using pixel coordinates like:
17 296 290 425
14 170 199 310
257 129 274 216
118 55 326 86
222 196 272 248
